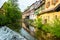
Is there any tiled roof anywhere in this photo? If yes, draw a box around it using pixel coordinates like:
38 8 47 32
24 0 43 12
38 4 60 15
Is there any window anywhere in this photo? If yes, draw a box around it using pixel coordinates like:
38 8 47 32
46 2 50 8
43 19 47 24
55 15 57 19
52 0 58 5
48 16 49 21
26 16 29 19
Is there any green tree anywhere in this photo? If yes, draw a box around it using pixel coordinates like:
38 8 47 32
34 18 43 29
3 0 22 32
0 13 7 26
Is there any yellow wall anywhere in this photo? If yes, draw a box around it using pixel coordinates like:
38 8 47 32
45 0 60 10
38 11 60 23
37 0 60 23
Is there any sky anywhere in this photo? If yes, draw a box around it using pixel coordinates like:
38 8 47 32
0 0 6 8
18 0 39 12
0 0 39 12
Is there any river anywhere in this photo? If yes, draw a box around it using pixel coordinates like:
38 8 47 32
0 26 37 40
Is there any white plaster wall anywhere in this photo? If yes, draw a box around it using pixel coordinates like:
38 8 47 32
29 10 36 20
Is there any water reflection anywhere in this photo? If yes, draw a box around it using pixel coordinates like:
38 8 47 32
20 28 37 40
0 26 37 40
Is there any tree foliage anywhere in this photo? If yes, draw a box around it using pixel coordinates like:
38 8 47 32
34 18 43 29
0 0 22 32
0 13 7 26
34 18 60 38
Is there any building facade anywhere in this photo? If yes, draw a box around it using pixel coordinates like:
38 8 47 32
22 0 43 32
22 0 43 20
36 0 60 24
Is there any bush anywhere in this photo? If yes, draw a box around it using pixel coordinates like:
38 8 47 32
51 19 60 37
0 14 7 26
34 17 60 38
42 19 60 37
34 18 43 29
5 7 22 32
0 0 22 32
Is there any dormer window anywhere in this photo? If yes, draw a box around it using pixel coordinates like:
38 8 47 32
52 0 58 5
46 2 50 8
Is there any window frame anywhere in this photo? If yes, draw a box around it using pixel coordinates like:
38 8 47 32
46 2 50 8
